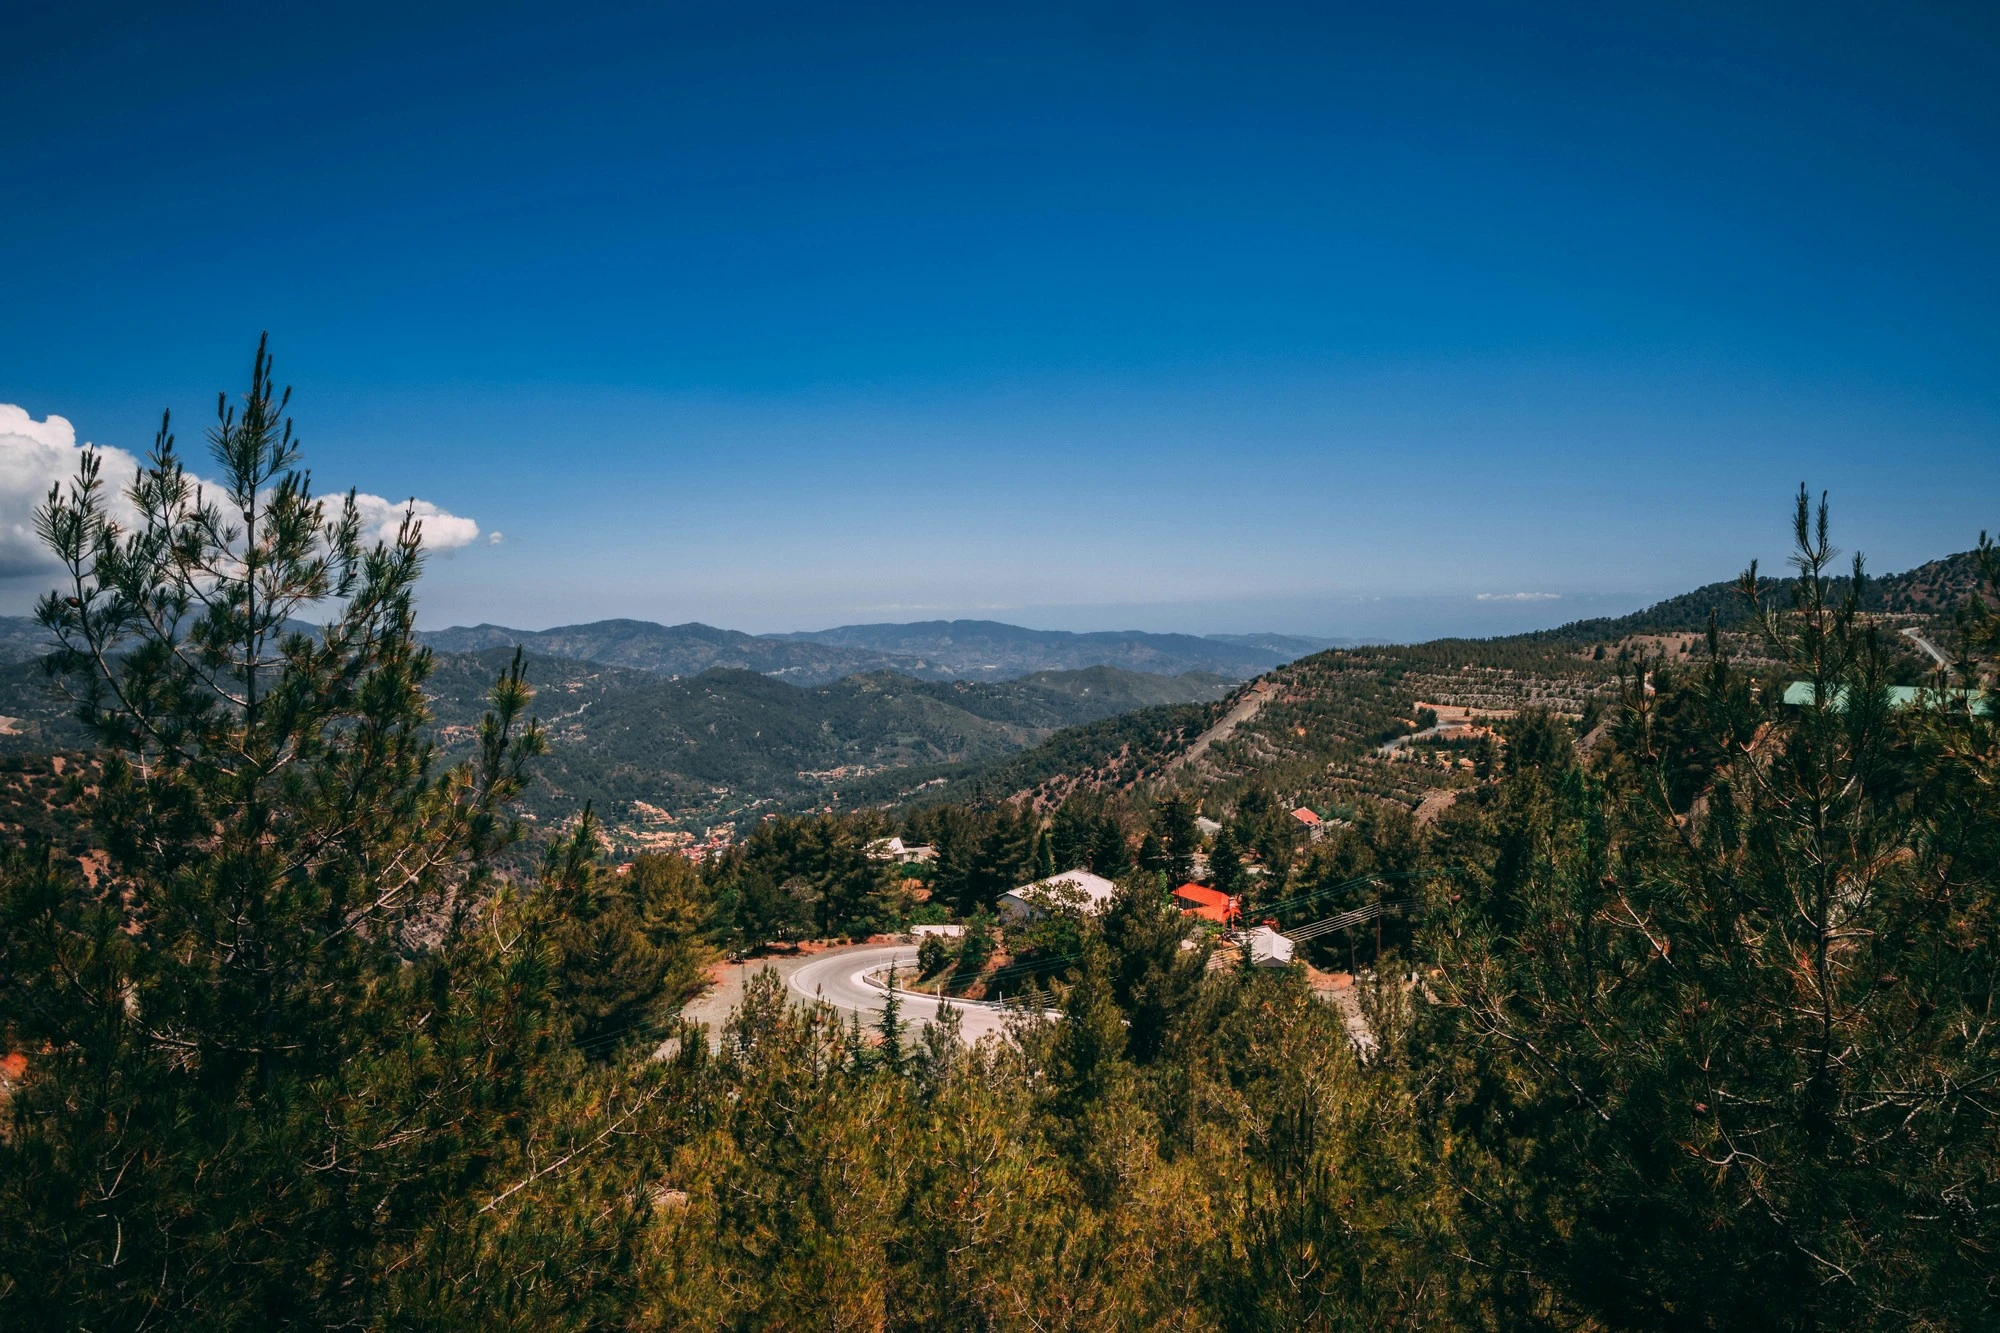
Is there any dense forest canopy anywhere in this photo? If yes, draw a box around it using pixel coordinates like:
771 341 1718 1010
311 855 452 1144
3 352 1998 1328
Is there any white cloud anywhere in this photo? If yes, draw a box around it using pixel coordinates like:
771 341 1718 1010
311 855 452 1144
349 492 481 552
487 530 505 546
0 405 146 577
1476 591 1561 602
0 403 479 577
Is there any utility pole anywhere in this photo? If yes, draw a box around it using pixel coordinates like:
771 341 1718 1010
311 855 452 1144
1374 878 1384 962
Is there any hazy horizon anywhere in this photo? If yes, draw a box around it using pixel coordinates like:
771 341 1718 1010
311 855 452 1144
391 587 1679 643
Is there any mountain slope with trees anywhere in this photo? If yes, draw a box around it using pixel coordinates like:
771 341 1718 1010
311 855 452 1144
891 558 1962 821
416 616 1316 682
773 618 1320 678
0 644 1227 835
1533 547 1982 641
414 618 928 683
417 652 1229 833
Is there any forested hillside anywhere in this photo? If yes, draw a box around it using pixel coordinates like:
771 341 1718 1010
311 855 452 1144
775 618 1320 678
1535 546 1982 640
837 693 1229 811
415 615 1318 683
415 618 931 683
914 578 1956 824
419 653 1227 837
0 550 1964 844
0 638 1224 838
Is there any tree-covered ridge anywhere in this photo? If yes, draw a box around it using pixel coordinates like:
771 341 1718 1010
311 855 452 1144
413 616 943 684
772 617 1314 678
1529 546 1983 641
0 641 1227 835
927 582 1951 827
417 652 1228 835
837 694 1229 812
411 615 1305 683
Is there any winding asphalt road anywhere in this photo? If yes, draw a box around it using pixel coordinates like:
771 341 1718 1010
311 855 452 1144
687 942 1374 1053
786 944 1019 1043
1902 625 1949 667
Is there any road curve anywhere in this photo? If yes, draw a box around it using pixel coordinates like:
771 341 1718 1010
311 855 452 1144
786 944 1020 1043
1901 625 1949 667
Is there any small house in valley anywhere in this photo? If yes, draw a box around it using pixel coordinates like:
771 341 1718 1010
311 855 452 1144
1173 882 1240 925
866 836 939 865
1246 924 1296 968
998 868 1119 923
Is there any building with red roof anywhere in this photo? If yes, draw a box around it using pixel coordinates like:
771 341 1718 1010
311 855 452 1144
1173 882 1240 925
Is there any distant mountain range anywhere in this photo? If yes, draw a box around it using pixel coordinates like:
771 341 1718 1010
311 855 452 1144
413 619 912 684
1203 631 1360 656
0 637 1232 835
0 615 1323 684
0 546 1982 835
771 620 1349 680
414 618 1347 684
0 548 1976 683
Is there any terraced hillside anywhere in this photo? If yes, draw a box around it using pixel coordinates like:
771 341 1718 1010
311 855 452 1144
894 639 1610 817
902 582 1960 823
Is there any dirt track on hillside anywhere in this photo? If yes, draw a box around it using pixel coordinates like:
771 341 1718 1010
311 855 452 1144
1171 681 1276 771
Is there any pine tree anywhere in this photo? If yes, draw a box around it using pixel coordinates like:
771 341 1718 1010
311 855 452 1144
1152 791 1199 884
877 960 904 1074
1419 490 2000 1327
1032 825 1057 879
1089 811 1132 876
1209 825 1245 896
547 829 719 1057
1048 799 1092 873
1 339 559 1326
1100 874 1205 1062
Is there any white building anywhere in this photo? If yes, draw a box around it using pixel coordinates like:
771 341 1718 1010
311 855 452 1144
866 836 938 865
997 868 1119 924
1246 925 1296 968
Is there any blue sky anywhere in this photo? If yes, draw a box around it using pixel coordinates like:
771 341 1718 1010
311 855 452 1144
4 1 1997 638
